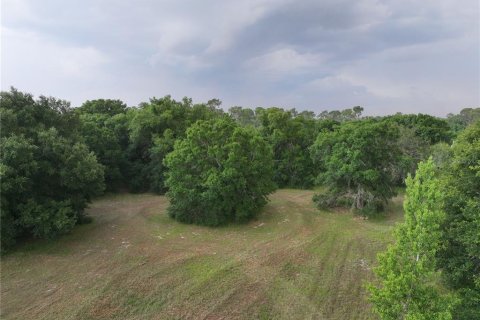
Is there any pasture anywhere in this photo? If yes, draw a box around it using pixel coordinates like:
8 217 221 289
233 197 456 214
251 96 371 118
1 190 403 320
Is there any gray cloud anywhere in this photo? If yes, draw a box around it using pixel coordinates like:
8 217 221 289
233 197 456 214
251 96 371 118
2 0 479 115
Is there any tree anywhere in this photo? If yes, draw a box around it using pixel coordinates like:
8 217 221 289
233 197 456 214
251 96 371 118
429 142 452 169
0 89 104 251
310 119 401 214
229 106 258 127
446 107 480 136
317 106 363 122
368 159 456 319
393 126 429 186
0 135 38 248
127 96 223 193
384 113 451 144
438 121 480 319
76 99 128 116
164 118 276 226
76 100 130 190
257 107 318 188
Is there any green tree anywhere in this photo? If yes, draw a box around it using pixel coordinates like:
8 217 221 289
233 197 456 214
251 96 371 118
1 87 79 139
369 159 456 319
164 118 276 226
317 106 363 122
76 99 128 116
229 106 258 127
0 89 104 251
384 113 451 144
438 121 480 319
311 119 401 214
393 126 429 186
76 100 130 190
446 107 480 136
0 135 38 248
429 142 452 169
127 96 223 193
257 107 318 188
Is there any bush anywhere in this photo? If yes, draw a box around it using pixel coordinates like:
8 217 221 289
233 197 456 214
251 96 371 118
312 193 338 210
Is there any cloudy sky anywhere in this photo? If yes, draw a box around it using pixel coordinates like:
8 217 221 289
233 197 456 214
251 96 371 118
2 0 479 116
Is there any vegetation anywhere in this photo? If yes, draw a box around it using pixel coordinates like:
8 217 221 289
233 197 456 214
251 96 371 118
76 99 130 190
438 121 480 319
0 89 105 250
256 107 318 188
311 119 401 215
446 107 480 136
126 96 223 193
0 189 405 320
384 113 452 145
369 159 456 319
369 121 480 320
1 87 478 319
165 117 276 226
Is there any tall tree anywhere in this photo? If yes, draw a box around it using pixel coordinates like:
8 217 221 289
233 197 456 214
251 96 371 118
438 121 480 319
369 159 456 319
76 99 130 190
257 107 318 188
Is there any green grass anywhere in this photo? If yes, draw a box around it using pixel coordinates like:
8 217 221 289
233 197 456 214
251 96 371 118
1 189 404 319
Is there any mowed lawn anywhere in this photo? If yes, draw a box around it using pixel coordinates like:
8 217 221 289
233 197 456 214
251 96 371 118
1 189 404 320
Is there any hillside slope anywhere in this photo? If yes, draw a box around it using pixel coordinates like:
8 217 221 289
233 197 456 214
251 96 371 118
1 190 403 320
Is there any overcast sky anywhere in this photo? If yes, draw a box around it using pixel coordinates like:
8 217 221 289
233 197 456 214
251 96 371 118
2 0 479 116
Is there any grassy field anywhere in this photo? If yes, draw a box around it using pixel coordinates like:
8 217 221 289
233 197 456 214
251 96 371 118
1 189 404 320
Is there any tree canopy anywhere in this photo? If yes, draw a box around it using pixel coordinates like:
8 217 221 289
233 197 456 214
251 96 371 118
369 159 456 319
164 117 276 226
310 119 401 214
76 100 130 190
0 88 104 251
438 121 480 319
256 107 318 188
127 96 224 193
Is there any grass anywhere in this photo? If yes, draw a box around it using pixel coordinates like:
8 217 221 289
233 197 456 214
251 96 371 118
1 190 404 319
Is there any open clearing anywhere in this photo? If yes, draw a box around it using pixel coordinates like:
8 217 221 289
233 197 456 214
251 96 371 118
1 189 403 320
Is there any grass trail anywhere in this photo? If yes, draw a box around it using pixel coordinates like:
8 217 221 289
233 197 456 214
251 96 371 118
1 190 403 320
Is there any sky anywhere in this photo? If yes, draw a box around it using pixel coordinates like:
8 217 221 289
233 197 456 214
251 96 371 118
1 0 479 116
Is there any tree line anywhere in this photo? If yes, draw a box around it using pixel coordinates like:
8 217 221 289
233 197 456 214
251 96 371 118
2 87 477 246
1 88 478 319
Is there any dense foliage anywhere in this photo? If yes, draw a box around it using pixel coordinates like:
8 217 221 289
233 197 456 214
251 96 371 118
370 122 480 320
256 108 318 188
369 159 456 319
164 118 276 226
384 113 451 145
438 121 480 319
127 96 223 193
1 89 105 251
76 99 130 190
446 107 480 136
310 119 401 215
2 82 477 313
